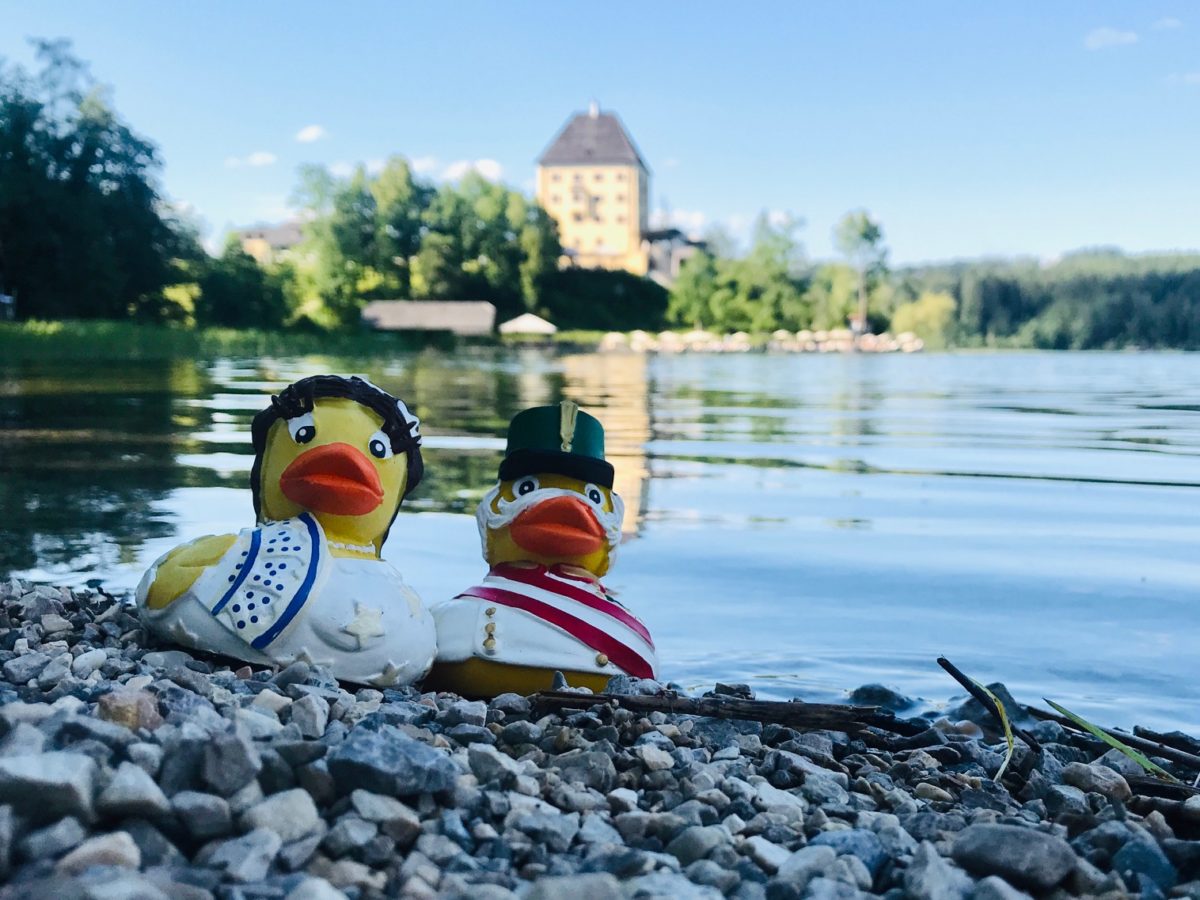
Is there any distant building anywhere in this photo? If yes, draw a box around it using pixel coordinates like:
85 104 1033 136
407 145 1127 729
498 313 557 335
361 300 496 336
238 221 304 265
536 103 704 284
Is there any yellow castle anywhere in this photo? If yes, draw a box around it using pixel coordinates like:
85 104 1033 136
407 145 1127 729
536 102 651 275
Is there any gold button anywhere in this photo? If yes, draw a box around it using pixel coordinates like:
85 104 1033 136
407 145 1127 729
484 623 496 635
596 653 609 666
485 607 497 617
483 637 497 653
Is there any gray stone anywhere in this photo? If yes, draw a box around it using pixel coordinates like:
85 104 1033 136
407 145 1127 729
290 694 329 739
905 841 973 900
97 761 171 818
578 812 623 845
240 788 321 843
323 815 378 857
272 661 311 689
1111 834 1177 891
327 723 457 797
56 831 141 874
849 683 916 712
37 653 72 687
202 729 262 796
18 816 87 859
952 824 1076 891
1061 761 1132 803
552 750 618 792
286 878 347 900
0 751 97 822
811 828 887 877
507 808 580 852
1044 784 1089 817
1096 747 1146 778
440 699 487 727
207 827 283 883
743 834 790 874
971 876 1033 900
71 648 108 678
171 790 232 840
777 844 838 888
666 824 729 865
79 871 172 900
349 789 421 845
279 832 323 871
469 743 522 785
526 872 622 900
3 651 51 684
0 722 46 755
636 744 676 771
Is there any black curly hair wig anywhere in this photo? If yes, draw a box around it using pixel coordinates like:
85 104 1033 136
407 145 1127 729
249 375 423 543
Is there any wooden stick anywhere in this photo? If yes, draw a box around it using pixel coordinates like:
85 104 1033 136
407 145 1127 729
936 656 1041 752
1133 726 1200 755
530 690 926 736
1026 707 1200 772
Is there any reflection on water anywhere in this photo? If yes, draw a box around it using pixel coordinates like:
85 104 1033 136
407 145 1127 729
2 350 1198 731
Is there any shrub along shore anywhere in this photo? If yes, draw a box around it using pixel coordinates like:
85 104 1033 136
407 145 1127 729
0 578 1197 899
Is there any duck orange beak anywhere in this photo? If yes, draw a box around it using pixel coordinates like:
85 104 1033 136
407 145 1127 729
509 495 605 557
279 443 383 516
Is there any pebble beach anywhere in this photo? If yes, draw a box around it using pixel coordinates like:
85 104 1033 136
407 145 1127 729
0 578 1197 900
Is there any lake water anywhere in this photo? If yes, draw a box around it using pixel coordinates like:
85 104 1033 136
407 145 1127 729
2 349 1197 732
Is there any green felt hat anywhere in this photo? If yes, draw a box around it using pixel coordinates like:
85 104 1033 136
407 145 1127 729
498 400 614 488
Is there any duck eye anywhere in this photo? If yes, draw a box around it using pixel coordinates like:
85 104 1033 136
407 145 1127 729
515 476 539 496
286 413 316 445
584 483 604 507
368 430 393 459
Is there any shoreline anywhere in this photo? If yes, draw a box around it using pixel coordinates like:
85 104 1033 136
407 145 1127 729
1 579 1198 899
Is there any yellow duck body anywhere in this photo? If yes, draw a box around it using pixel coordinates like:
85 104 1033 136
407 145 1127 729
137 377 436 686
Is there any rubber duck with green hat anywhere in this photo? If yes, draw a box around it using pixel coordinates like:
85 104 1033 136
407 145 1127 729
135 374 437 686
427 399 658 695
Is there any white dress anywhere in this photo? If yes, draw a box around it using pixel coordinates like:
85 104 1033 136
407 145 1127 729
137 514 437 686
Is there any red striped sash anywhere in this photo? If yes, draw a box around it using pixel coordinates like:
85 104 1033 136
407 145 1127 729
456 574 655 678
492 564 655 647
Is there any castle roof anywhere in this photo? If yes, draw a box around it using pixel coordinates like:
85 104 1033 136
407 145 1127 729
538 106 647 169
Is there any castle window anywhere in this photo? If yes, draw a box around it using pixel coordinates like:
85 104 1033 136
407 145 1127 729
594 173 603 182
551 194 561 204
616 194 625 202
572 212 583 222
616 173 625 182
552 173 561 182
617 215 626 223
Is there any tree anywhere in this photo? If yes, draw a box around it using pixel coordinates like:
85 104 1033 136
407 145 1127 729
833 210 887 333
195 237 289 328
890 291 956 348
0 40 198 321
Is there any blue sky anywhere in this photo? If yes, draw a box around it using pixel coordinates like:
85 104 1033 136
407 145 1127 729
2 2 1197 263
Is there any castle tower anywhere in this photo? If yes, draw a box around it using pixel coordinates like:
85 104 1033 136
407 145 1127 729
536 103 650 275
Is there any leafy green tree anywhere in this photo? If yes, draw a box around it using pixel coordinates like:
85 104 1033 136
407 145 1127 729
833 210 887 332
195 237 289 328
890 291 956 348
0 40 197 321
667 250 718 327
541 268 668 331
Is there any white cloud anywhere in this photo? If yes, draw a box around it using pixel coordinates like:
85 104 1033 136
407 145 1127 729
411 155 440 175
441 158 504 182
295 124 328 143
1152 16 1182 29
1084 26 1139 50
225 151 277 168
366 158 386 176
328 161 355 177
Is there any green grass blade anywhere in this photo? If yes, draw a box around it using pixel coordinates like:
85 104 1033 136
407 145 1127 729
974 680 1014 781
1045 699 1180 783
